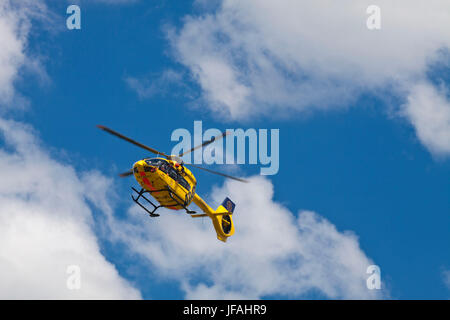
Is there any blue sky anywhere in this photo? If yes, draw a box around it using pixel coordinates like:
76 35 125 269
1 0 450 299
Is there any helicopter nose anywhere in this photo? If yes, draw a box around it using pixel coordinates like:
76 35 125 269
133 160 146 173
134 160 157 174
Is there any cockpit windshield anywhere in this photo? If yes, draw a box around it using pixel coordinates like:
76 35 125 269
145 158 164 166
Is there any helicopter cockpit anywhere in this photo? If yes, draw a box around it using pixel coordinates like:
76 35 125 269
143 158 191 191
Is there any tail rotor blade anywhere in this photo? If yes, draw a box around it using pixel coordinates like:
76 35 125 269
119 169 133 177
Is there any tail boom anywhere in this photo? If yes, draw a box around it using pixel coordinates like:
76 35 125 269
192 194 236 242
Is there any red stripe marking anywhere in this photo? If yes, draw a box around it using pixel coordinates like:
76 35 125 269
139 172 159 194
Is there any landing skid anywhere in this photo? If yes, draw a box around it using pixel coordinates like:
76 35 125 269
131 187 196 217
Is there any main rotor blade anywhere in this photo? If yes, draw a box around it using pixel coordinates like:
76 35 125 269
179 131 229 157
186 163 248 183
97 125 170 158
119 169 133 177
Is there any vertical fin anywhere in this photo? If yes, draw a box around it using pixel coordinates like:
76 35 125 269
221 197 236 213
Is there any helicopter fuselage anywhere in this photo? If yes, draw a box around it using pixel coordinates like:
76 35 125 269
132 157 235 242
133 157 196 210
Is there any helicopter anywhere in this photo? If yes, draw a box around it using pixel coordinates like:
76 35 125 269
97 125 248 242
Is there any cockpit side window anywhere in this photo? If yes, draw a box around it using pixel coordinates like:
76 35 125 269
178 176 191 191
145 159 162 166
159 163 191 191
167 166 179 181
159 162 169 173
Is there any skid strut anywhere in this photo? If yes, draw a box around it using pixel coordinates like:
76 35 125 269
131 187 196 217
131 187 163 217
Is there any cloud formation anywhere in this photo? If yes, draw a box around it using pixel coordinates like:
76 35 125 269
125 69 185 99
0 119 141 299
402 82 450 157
102 176 383 299
0 0 50 107
0 0 29 104
0 1 140 298
168 0 450 155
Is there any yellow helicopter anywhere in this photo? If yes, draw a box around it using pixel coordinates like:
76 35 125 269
97 125 247 242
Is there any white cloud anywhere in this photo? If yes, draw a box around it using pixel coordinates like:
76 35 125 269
0 119 141 299
0 0 28 105
0 0 50 107
104 176 384 299
0 0 386 299
0 1 141 298
125 69 184 99
168 0 450 154
402 82 450 156
0 118 383 299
